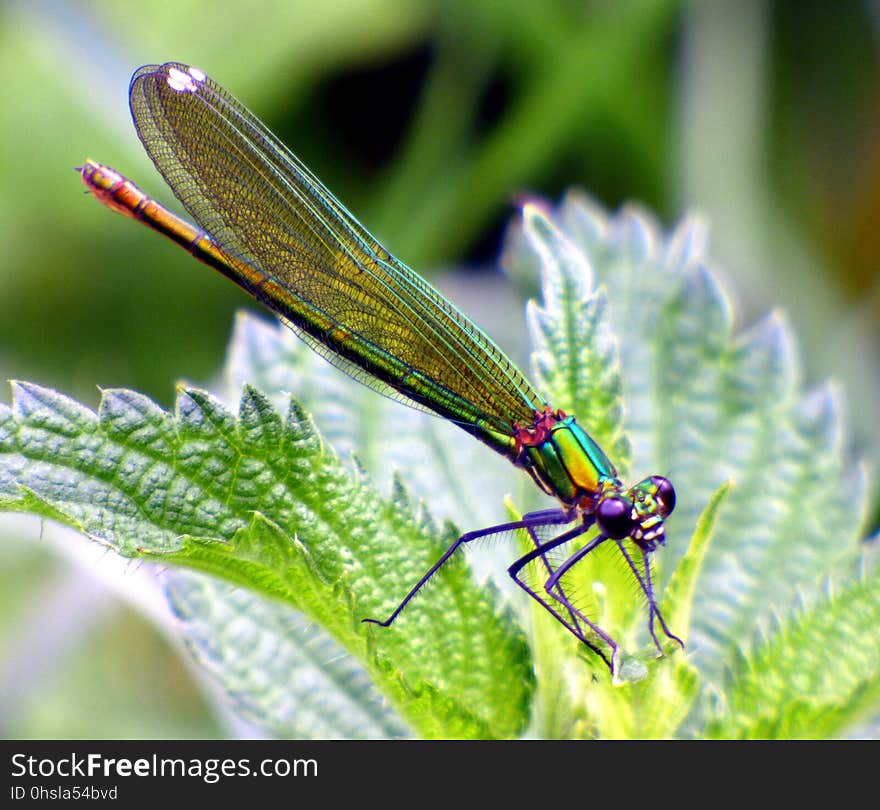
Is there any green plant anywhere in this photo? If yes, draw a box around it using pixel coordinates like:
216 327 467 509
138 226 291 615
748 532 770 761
1 196 875 738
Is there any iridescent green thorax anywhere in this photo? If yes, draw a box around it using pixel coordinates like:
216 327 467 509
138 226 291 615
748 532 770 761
515 409 617 505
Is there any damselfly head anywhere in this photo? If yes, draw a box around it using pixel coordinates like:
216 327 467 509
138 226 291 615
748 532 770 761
596 475 676 546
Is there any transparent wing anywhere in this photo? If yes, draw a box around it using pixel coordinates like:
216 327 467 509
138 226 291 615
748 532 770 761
129 63 545 457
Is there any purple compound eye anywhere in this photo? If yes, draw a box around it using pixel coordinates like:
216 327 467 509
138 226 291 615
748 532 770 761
596 496 635 539
651 476 676 517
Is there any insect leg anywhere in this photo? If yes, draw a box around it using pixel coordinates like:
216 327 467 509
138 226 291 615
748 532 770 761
614 540 684 653
362 508 574 628
508 522 618 672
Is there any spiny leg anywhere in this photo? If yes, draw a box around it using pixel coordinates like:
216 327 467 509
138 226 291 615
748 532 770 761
362 508 575 628
540 531 620 673
540 528 609 644
522 515 597 641
525 510 592 582
614 540 684 654
639 545 685 650
508 524 618 672
544 530 606 595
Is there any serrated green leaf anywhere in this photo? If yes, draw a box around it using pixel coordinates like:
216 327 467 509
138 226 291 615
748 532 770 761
706 563 880 739
0 380 533 739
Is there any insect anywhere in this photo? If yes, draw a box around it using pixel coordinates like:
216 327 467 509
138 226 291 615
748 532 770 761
79 62 682 675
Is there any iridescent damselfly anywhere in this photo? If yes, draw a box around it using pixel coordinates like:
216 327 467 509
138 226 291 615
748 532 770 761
79 62 682 676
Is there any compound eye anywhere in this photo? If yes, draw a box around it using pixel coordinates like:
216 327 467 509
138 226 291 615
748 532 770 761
596 496 635 539
650 476 676 517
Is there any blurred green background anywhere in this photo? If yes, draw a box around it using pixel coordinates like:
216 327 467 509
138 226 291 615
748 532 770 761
1 0 878 738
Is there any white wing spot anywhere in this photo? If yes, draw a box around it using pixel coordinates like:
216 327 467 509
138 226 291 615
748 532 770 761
188 66 206 82
166 66 198 93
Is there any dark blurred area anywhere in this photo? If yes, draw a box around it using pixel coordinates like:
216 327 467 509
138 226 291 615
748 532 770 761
1 0 877 737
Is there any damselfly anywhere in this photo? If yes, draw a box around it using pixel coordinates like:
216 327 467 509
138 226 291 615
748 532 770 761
79 62 682 675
